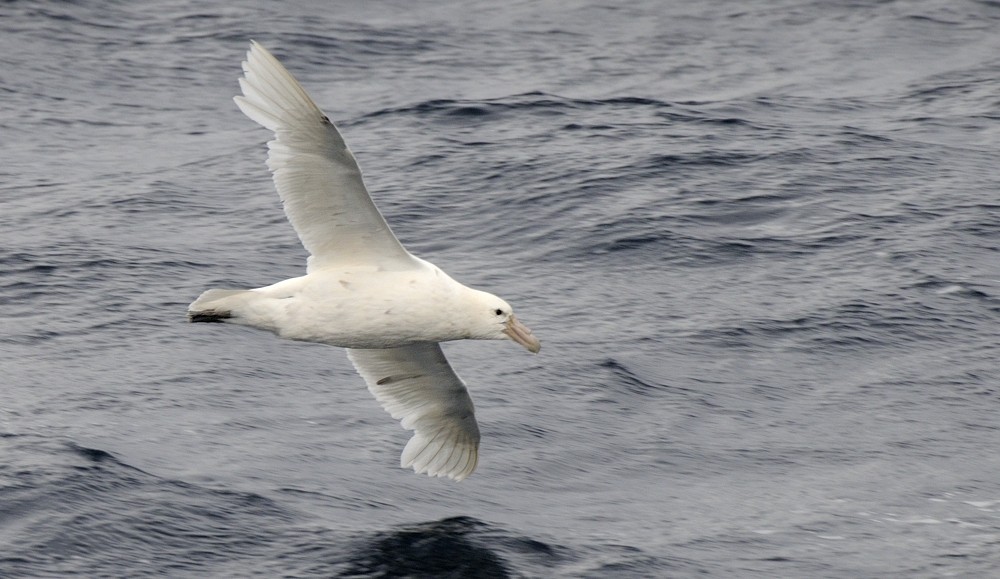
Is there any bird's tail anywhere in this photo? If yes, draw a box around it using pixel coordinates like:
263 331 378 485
187 288 254 323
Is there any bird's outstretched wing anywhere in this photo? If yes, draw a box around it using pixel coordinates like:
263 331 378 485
347 343 480 481
234 41 415 271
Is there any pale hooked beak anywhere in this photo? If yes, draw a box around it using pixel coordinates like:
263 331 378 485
503 315 541 353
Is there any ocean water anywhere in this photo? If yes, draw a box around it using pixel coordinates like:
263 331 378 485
3 0 1000 576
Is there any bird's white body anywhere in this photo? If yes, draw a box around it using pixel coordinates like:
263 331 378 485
188 42 539 481
191 258 507 349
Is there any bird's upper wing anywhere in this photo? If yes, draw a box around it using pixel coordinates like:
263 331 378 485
347 343 480 481
234 41 415 272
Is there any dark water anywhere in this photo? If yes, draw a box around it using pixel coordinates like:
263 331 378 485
3 0 1000 576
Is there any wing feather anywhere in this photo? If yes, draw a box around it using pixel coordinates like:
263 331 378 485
347 343 480 481
233 41 415 271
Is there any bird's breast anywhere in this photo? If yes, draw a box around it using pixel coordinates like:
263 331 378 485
274 268 469 348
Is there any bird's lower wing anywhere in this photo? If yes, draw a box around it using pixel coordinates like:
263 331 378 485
347 343 480 481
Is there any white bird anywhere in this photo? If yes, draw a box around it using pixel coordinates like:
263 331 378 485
188 41 540 482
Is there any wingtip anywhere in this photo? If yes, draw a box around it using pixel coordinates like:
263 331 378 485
401 431 479 482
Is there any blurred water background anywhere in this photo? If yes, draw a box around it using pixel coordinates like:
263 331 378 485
3 0 1000 576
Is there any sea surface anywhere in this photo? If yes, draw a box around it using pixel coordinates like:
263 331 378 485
3 0 1000 577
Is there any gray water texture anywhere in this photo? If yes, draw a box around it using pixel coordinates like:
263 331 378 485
3 0 1000 577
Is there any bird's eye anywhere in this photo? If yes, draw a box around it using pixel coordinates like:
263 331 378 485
495 309 504 316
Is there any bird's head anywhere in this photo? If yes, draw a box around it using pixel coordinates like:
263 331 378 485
465 290 541 353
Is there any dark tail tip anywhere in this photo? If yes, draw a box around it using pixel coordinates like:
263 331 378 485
188 310 232 323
